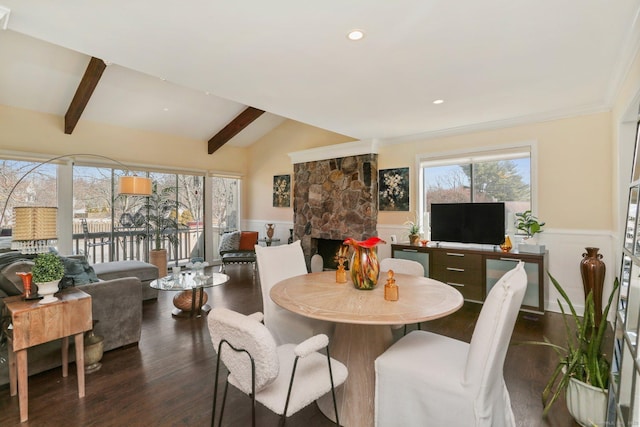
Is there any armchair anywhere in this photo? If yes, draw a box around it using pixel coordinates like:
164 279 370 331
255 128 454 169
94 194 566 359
218 231 258 272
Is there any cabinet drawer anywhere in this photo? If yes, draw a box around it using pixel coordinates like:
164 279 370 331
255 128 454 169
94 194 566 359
431 264 483 301
433 251 482 269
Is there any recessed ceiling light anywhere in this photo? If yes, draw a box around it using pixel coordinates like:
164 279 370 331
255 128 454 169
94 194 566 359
347 29 364 41
433 99 444 105
163 107 169 112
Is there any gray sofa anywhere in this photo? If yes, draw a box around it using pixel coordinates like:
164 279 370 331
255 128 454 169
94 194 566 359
0 253 155 386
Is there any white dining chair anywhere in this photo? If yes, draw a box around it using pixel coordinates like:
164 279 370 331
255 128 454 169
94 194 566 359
379 258 425 334
379 258 425 277
207 308 348 427
255 240 334 345
374 261 527 427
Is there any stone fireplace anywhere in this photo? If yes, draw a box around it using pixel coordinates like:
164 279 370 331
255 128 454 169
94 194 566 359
291 151 378 267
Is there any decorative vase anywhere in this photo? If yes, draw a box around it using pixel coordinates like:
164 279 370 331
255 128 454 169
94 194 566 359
350 246 381 290
580 247 605 324
566 377 607 427
500 235 512 253
16 272 34 299
84 321 104 374
36 280 60 304
336 260 347 283
266 223 275 240
409 234 419 245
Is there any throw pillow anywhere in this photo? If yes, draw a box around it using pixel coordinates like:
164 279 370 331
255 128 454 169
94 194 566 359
219 231 241 253
59 256 100 288
239 231 258 250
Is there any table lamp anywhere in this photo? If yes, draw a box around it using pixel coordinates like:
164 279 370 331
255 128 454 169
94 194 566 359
11 206 58 254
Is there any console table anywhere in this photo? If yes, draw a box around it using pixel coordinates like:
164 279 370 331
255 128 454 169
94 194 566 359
4 288 92 422
391 243 548 313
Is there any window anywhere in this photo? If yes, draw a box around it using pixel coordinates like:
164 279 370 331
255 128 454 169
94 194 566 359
73 165 206 265
210 176 240 260
0 159 58 230
420 146 533 236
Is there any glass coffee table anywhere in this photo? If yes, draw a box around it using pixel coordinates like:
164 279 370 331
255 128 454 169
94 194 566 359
150 272 230 318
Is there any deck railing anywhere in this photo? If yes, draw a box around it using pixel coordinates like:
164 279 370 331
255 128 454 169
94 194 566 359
72 222 224 265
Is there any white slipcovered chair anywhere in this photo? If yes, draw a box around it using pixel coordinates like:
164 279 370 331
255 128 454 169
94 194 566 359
379 258 425 277
374 261 527 427
207 308 348 427
255 240 334 345
379 258 425 334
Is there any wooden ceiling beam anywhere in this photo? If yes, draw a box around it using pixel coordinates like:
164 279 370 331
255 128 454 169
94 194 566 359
208 106 265 154
64 57 106 134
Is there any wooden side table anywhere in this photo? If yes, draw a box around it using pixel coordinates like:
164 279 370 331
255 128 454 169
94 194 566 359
4 288 92 422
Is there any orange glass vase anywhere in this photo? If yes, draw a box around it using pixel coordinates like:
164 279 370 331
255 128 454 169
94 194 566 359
500 235 512 252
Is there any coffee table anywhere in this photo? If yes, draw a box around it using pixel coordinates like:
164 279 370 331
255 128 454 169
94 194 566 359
150 272 229 317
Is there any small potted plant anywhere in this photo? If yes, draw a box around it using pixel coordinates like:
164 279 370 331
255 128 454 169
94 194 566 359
405 213 422 245
515 210 545 253
32 252 64 303
521 273 618 426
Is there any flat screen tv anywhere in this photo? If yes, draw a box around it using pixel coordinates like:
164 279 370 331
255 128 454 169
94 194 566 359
430 202 505 245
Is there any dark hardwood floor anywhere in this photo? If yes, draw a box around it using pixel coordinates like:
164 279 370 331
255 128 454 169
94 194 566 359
0 265 578 426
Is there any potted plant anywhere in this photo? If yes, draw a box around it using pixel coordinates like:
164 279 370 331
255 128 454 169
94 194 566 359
523 272 618 426
405 213 421 245
515 210 545 253
32 252 65 303
138 182 181 277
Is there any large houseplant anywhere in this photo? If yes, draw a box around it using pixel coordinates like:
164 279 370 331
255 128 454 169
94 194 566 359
138 182 181 276
525 272 618 426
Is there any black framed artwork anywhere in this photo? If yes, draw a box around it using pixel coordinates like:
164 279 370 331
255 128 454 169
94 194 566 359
273 174 291 207
378 167 409 211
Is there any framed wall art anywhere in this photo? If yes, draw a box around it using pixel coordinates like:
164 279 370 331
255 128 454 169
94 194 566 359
378 167 409 211
273 174 291 207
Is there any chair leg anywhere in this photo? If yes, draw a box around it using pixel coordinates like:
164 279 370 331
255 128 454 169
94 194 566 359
325 347 340 426
218 379 229 427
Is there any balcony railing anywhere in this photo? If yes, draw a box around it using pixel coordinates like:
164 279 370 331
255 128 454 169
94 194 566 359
72 223 224 265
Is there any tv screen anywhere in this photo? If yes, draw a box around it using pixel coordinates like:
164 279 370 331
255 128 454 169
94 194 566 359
430 202 505 245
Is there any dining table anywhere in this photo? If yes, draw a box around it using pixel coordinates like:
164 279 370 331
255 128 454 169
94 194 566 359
270 270 464 427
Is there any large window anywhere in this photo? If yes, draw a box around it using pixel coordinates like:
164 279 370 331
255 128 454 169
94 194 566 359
0 159 58 230
420 146 533 237
73 165 206 265
210 176 240 261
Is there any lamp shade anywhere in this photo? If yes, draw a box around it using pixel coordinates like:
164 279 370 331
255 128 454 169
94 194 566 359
118 176 152 196
12 207 58 241
11 207 58 254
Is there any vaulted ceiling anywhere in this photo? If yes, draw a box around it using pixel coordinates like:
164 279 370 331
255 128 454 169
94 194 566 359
1 1 639 152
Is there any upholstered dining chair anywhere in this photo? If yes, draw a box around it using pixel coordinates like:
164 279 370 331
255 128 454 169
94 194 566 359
374 261 527 427
379 258 425 277
255 240 334 345
207 308 348 427
379 258 425 334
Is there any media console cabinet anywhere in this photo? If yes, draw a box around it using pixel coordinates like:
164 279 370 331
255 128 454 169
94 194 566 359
391 243 548 313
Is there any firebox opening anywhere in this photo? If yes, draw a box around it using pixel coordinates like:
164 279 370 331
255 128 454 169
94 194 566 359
315 238 349 270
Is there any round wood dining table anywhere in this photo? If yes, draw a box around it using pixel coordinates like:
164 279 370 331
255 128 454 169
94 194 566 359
270 270 464 427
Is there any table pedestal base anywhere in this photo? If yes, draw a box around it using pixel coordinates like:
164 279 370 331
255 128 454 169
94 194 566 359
316 323 393 427
171 288 210 318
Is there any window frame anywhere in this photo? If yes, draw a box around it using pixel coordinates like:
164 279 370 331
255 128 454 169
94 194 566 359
417 141 538 237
